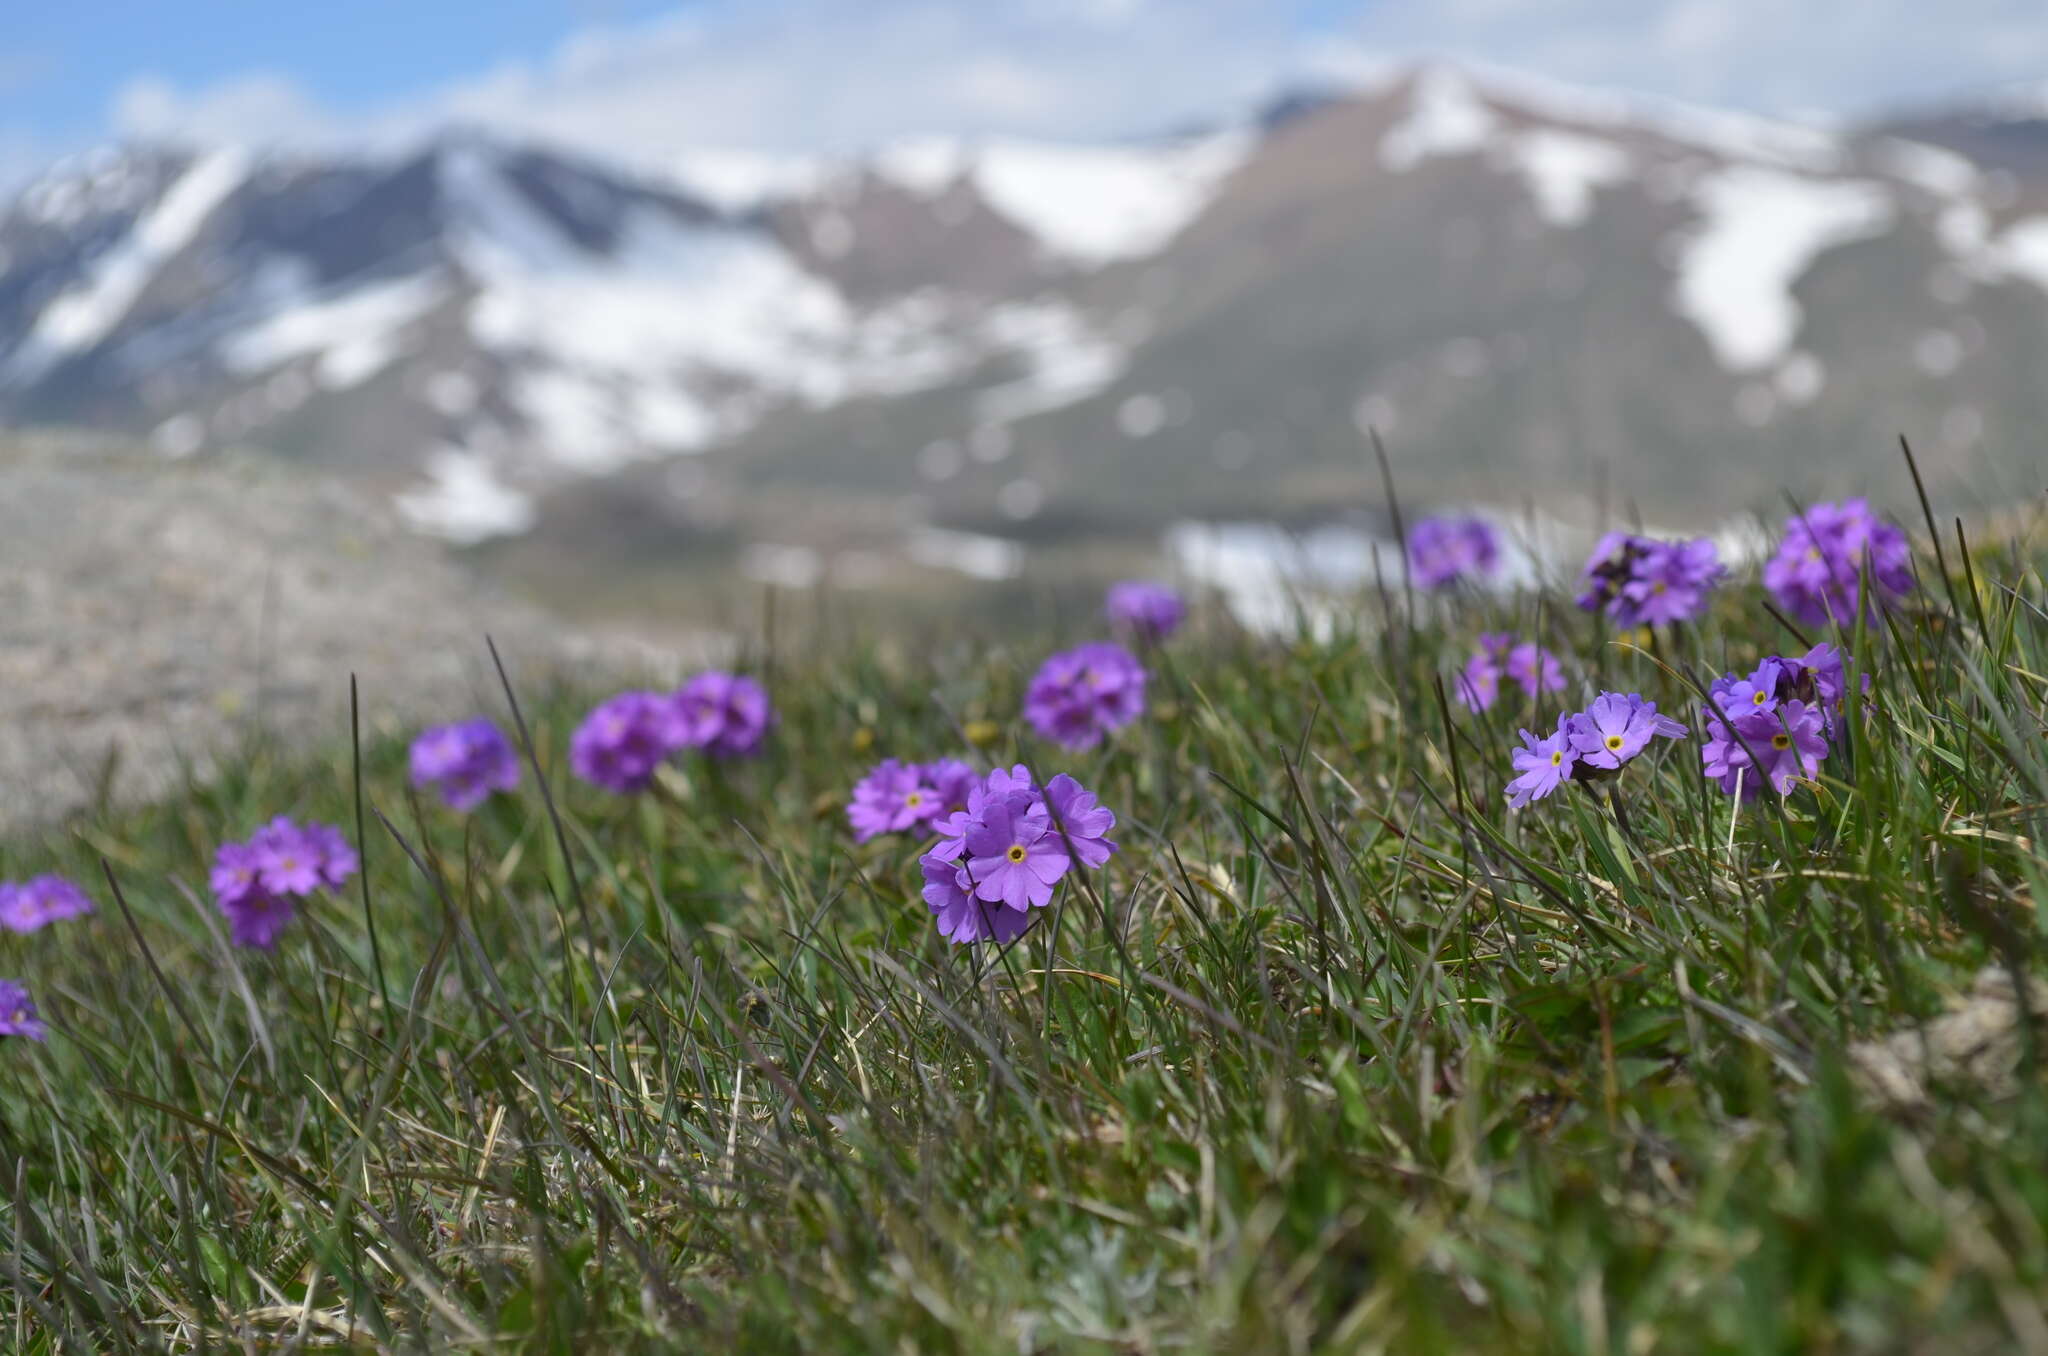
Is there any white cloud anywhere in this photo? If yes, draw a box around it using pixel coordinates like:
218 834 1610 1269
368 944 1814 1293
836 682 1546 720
74 0 2048 182
1339 0 2048 117
98 2 1309 170
110 72 375 150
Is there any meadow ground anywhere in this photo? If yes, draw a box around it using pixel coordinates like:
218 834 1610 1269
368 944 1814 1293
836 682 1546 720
1 499 2047 1353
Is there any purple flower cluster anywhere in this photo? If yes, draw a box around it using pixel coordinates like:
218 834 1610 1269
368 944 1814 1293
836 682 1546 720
1506 692 1687 808
847 758 976 843
1106 580 1187 643
1762 499 1915 627
0 980 45 1041
571 672 775 794
674 672 776 759
1407 516 1500 589
570 691 687 794
1024 643 1148 751
1699 644 1849 799
210 817 359 949
919 766 1117 944
1577 533 1725 626
0 874 93 934
1456 633 1565 712
410 719 521 811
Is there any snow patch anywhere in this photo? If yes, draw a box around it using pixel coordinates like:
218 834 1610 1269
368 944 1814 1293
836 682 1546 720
1453 60 1845 173
874 137 972 195
395 446 537 544
1495 130 1629 227
218 273 446 390
1875 139 1979 198
1381 68 1498 172
5 148 249 385
1671 167 1895 371
667 148 825 213
905 527 1023 580
151 413 205 458
966 132 1249 265
1983 216 2048 295
972 300 1126 424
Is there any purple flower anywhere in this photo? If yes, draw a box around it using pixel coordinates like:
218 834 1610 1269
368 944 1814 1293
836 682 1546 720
1787 643 1848 709
1042 773 1118 868
1762 499 1915 627
964 794 1071 911
0 875 94 934
1407 516 1500 589
410 719 521 812
1575 532 1636 613
208 837 291 947
922 759 978 816
921 854 1033 946
848 759 943 843
1455 651 1502 711
1703 701 1829 798
1023 643 1147 752
1708 661 1784 720
211 817 355 949
1504 643 1565 699
220 888 298 950
1506 722 1577 808
210 841 267 909
1106 580 1187 643
570 690 688 793
0 980 47 1041
919 765 1116 943
674 672 774 759
1579 533 1724 625
1567 692 1687 771
303 822 360 888
251 817 326 896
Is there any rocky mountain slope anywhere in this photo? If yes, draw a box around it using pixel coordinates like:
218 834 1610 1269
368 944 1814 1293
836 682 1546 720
2 65 2045 561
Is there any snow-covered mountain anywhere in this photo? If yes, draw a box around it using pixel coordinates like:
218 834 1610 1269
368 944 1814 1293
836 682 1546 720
4 65 2047 549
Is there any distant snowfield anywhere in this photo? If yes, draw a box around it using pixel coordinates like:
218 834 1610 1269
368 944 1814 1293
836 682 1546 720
4 149 248 386
867 130 1249 265
218 272 446 390
395 446 536 544
1380 68 1498 172
1169 510 1768 637
1496 129 1630 228
965 133 1250 265
1671 168 1895 372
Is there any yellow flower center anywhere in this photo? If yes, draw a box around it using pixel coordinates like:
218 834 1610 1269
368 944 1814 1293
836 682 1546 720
1604 734 1624 752
1752 690 1769 705
1771 733 1792 750
1652 580 1667 594
904 792 924 808
1006 845 1028 864
1550 751 1564 766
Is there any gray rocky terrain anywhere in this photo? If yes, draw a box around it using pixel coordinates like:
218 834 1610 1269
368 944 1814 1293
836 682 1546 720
0 433 706 827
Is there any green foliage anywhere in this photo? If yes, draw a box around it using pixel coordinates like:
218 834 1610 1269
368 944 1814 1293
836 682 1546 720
2 532 2046 1353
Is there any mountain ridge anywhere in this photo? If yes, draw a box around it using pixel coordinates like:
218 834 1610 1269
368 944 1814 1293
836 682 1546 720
2 63 2045 562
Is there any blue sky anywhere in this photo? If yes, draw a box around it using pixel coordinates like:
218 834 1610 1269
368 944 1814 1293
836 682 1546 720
2 1 681 140
3 0 2045 190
